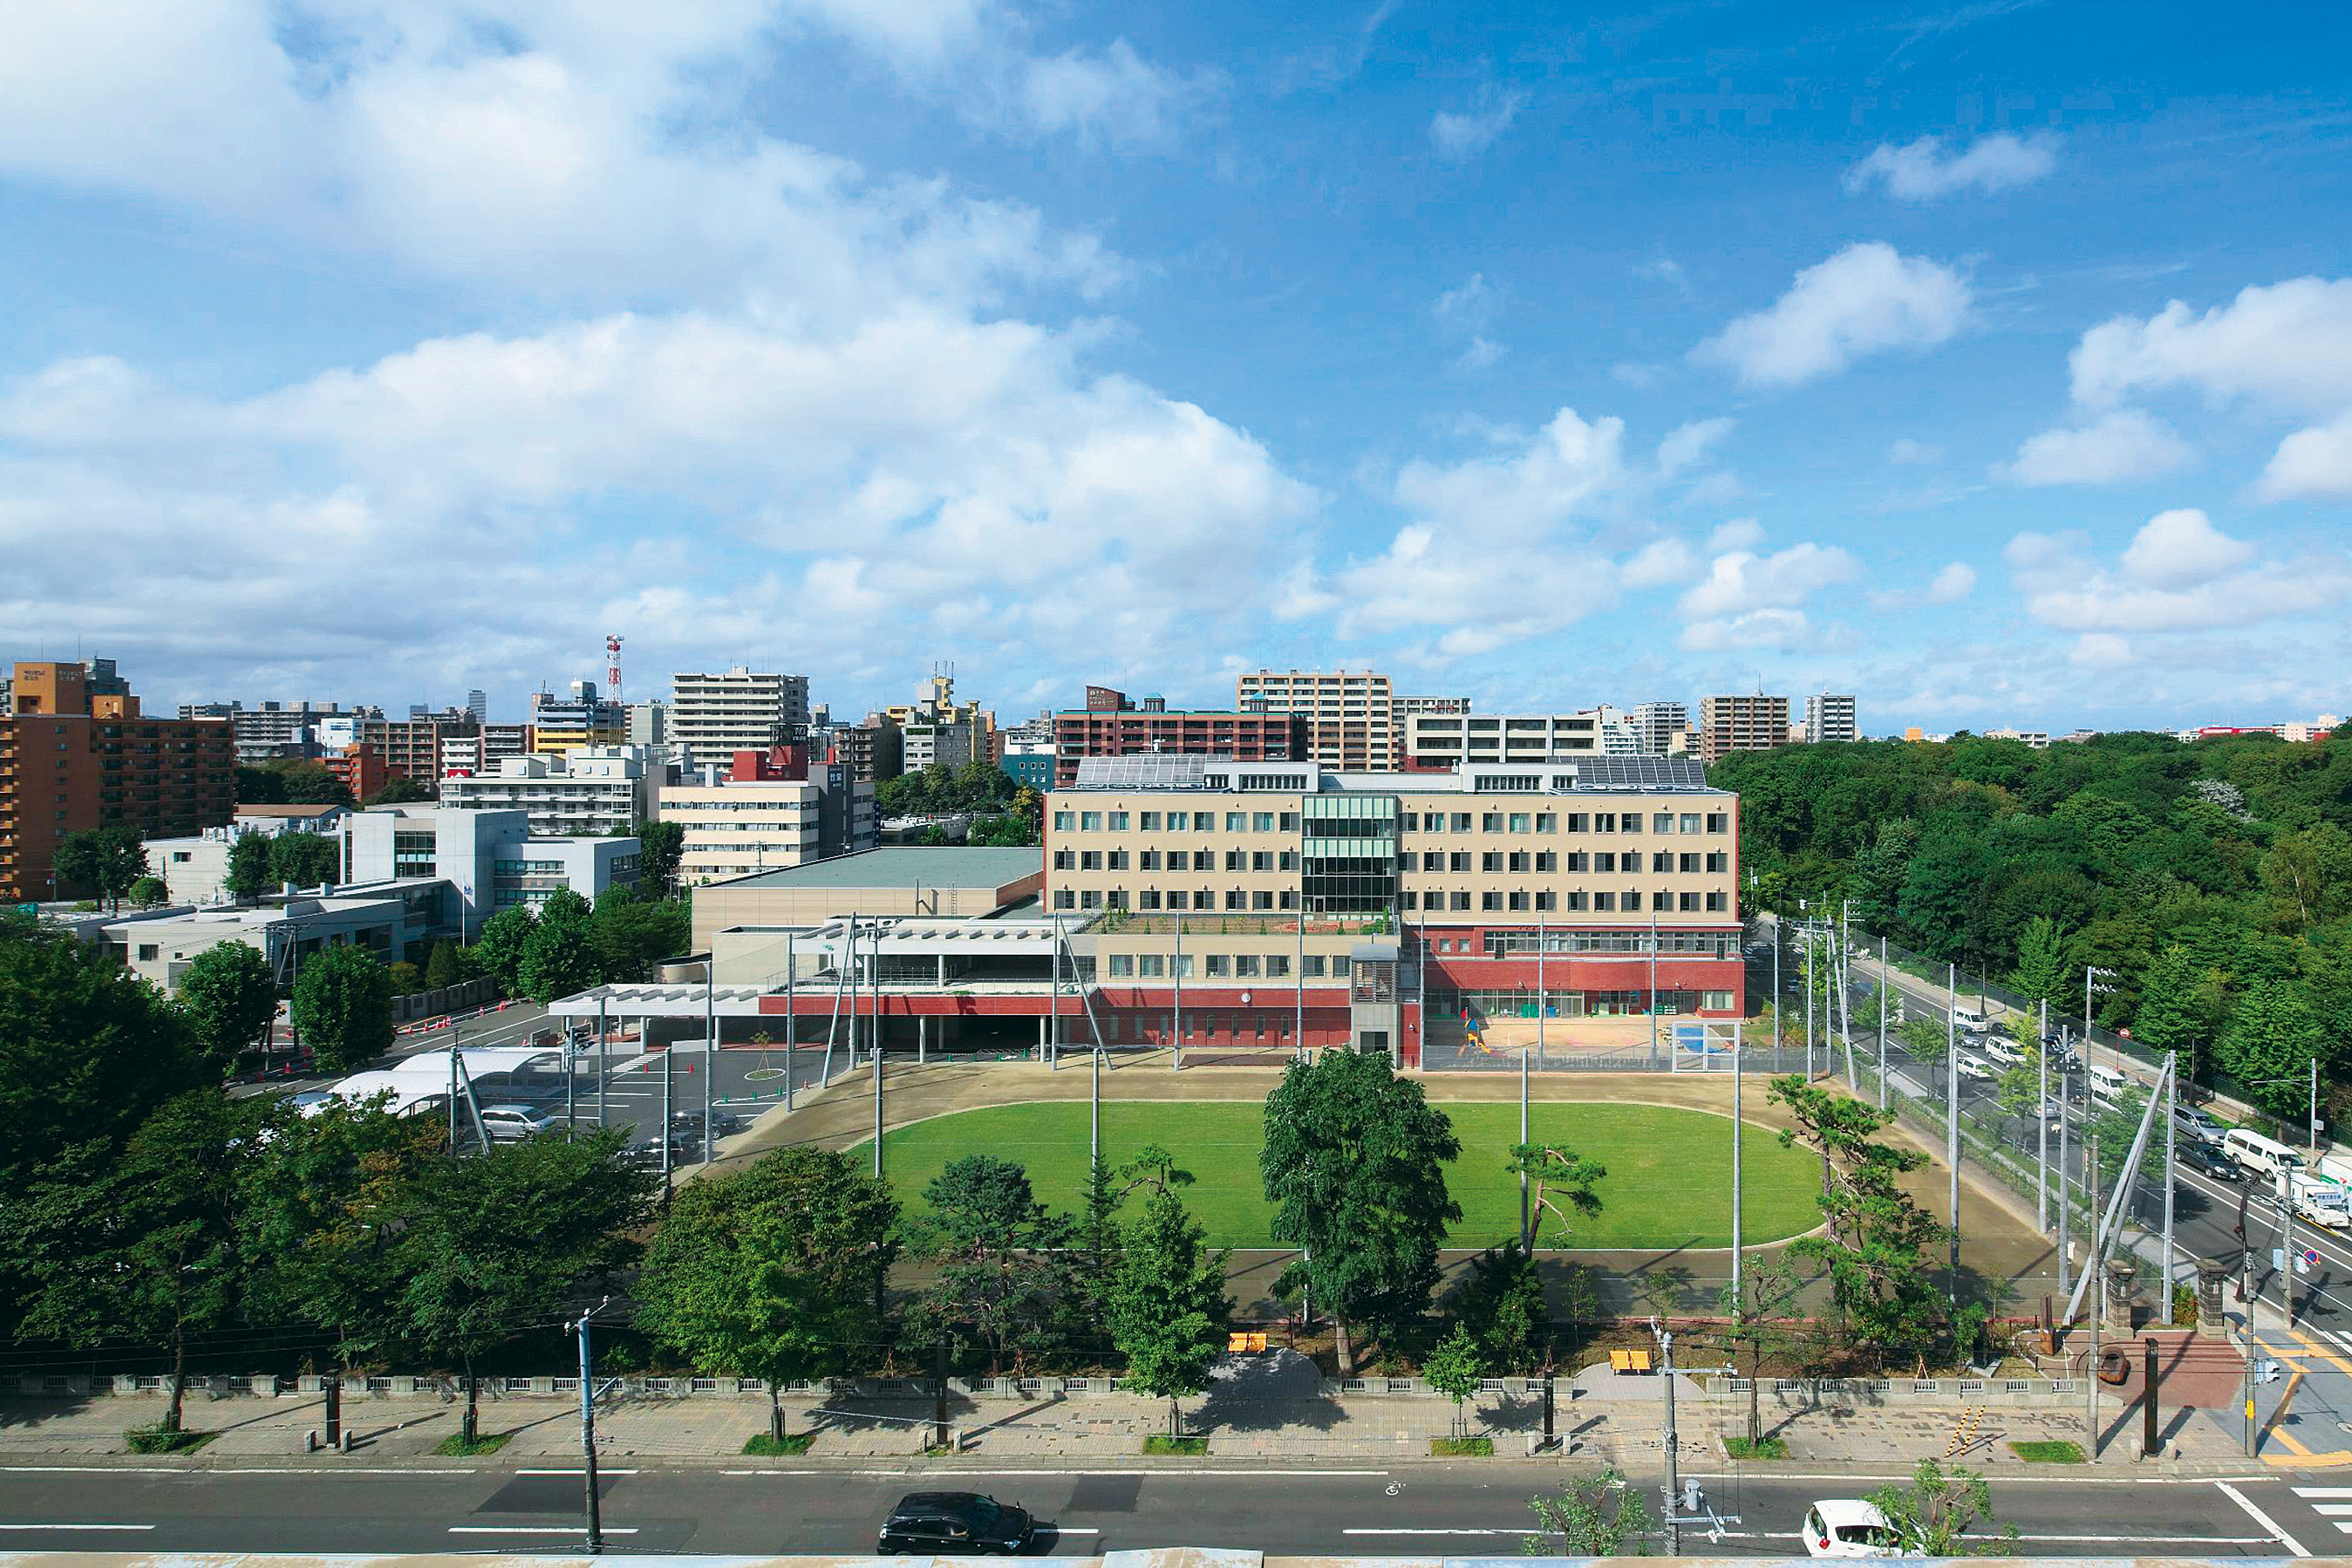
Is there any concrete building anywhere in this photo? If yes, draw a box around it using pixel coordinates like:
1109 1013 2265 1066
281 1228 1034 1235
1696 694 1792 762
1236 669 1403 770
439 723 529 779
690 844 1044 952
1052 687 1307 787
1985 726 2052 749
149 828 241 907
105 880 447 992
176 699 373 765
888 672 992 774
324 743 389 804
319 711 479 790
1404 710 1605 767
466 690 487 722
342 805 639 929
628 700 666 747
656 747 878 888
1626 701 1691 756
1804 692 1859 747
235 803 354 836
670 669 812 755
528 680 627 753
2 658 236 904
435 746 658 839
839 718 903 784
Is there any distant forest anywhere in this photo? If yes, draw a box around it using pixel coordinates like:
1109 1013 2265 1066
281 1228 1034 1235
1713 726 2352 1115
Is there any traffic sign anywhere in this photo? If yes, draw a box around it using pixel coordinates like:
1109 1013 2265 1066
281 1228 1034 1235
2308 1248 2321 1269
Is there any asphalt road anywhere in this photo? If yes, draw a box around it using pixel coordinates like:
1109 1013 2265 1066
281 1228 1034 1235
0 1462 2335 1556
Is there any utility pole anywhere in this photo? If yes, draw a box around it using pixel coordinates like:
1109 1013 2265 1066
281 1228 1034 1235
597 996 608 1130
2164 1051 2178 1326
1876 936 1887 1111
1091 1031 1101 1169
2037 999 2049 1233
783 932 795 1113
870 922 883 1179
1732 1006 1744 1299
2086 1134 2102 1464
569 1298 610 1554
1946 962 1960 1290
1658 1323 1680 1558
2058 1036 2073 1296
703 956 715 1167
1772 926 1782 1074
1519 1045 1531 1247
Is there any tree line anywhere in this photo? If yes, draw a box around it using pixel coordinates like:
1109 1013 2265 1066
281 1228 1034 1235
1716 727 2352 1118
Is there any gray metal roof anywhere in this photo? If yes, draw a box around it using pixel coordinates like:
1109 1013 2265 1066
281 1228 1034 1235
711 846 1041 890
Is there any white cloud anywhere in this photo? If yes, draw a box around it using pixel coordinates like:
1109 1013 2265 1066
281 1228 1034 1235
2005 408 2192 486
2258 410 2352 499
1676 541 1862 649
1708 517 1766 551
2069 277 2352 414
1451 337 1505 372
1430 85 1529 160
1610 362 1665 390
1433 273 1498 331
2069 633 2135 669
1843 132 2058 201
1868 561 1977 609
1620 538 1698 589
1680 608 1810 651
1656 418 1735 479
1887 437 1942 465
1389 407 1629 542
1012 40 1208 149
2005 509 2349 638
1693 242 1972 387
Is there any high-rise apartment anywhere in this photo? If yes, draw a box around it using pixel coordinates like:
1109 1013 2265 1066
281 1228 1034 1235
1696 694 1792 761
1 658 235 903
670 668 812 755
529 679 627 753
1627 701 1691 756
465 690 488 722
1236 669 1407 770
1804 692 1858 747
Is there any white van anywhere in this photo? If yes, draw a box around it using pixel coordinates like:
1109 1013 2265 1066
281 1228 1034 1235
2224 1127 2306 1182
1950 1006 1993 1035
2086 1062 2129 1106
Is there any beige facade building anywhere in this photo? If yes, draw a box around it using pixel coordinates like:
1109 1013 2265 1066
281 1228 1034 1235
658 779 827 886
669 669 812 755
689 845 1044 953
1697 693 1792 761
1236 669 1404 770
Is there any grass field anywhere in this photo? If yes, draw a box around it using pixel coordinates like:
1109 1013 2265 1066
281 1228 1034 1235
871 1101 1820 1251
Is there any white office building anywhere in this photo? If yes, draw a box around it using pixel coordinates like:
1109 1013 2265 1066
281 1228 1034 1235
343 805 639 929
436 747 658 839
1804 692 1859 747
669 669 811 755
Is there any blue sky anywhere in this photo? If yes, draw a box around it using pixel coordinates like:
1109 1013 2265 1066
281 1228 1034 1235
3 0 2349 734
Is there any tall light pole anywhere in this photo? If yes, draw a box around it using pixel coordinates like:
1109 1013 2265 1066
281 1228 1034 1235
1946 961 1960 1293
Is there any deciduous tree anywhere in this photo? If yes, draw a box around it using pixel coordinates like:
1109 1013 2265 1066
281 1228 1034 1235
51 824 146 910
291 943 394 1075
177 941 279 1075
1105 1181 1231 1435
224 832 276 903
269 832 341 890
1524 1469 1654 1556
1420 1323 1484 1438
1865 1459 2013 1555
471 907 537 994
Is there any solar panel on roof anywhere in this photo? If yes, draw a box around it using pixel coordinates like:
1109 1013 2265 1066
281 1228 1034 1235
1569 755 1712 790
1071 753 1231 789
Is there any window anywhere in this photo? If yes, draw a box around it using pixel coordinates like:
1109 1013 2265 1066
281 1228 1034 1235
1236 955 1261 978
1706 891 1728 912
1399 811 1419 830
1224 850 1244 871
1508 890 1530 911
1680 891 1701 911
1482 812 1503 832
1304 955 1326 976
1654 812 1674 832
1176 953 1196 976
1535 851 1555 873
1653 890 1672 910
1108 811 1129 831
1451 812 1471 831
1535 890 1555 911
1593 813 1614 833
1707 812 1728 833
1706 852 1728 873
1451 891 1472 910
1206 955 1230 978
1594 891 1615 911
1680 813 1702 834
1140 811 1160 830
1482 852 1502 872
1081 811 1102 830
1140 953 1165 976
1162 850 1184 871
1280 811 1300 831
1225 890 1246 910
1252 851 1273 871
1536 812 1557 832
1565 890 1588 910
1252 812 1275 832
1108 850 1128 870
1108 954 1135 977
1081 850 1102 871
1619 815 1640 836
1268 955 1291 978
1140 890 1162 910
1509 812 1531 833
1482 891 1503 910
1595 852 1616 873
1053 849 1074 870
1253 890 1275 910
1565 851 1588 872
1054 889 1076 909
1418 852 1440 871
1400 890 1418 910
1680 853 1701 874
1225 811 1245 832
1194 890 1215 910
1081 890 1102 910
1509 851 1530 873
137 944 160 961
1141 849 1160 870
1053 810 1074 831
1702 990 1734 1011
1652 851 1671 873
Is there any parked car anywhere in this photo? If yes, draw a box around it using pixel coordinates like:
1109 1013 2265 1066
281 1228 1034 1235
2173 1105 2226 1145
671 1108 748 1140
478 1104 556 1142
624 1131 701 1169
1803 1500 1918 1558
2034 1097 2066 1123
879 1492 1034 1556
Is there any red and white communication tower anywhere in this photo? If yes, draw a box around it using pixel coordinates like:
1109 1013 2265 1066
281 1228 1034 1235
604 634 624 705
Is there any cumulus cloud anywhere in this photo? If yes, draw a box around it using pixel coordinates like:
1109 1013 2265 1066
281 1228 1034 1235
1656 418 1735 479
2005 408 2192 486
1868 562 1977 609
1693 242 1972 387
1677 542 1863 649
1843 132 2058 201
1451 337 1505 372
2004 509 2348 642
2258 410 2352 499
1708 517 1766 551
1620 538 1699 589
1430 85 1529 160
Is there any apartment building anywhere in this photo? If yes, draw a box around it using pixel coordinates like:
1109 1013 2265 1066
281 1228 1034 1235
1236 669 1407 769
324 744 390 804
1405 710 1605 768
1053 687 1307 787
656 747 877 886
1696 694 1791 762
670 669 812 755
838 719 903 784
437 746 658 838
888 672 992 774
1626 701 1691 756
318 711 478 789
440 723 530 778
1803 692 1859 747
177 699 376 765
2 659 236 903
1044 753 1742 1028
529 680 627 753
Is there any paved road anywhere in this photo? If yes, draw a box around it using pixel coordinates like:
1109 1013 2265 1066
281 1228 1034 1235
0 1461 2335 1556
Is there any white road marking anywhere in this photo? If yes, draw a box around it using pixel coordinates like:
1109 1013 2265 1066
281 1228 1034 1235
2295 1487 2352 1498
1050 1527 1101 1533
448 1526 638 1535
0 1524 156 1532
724 1467 1390 1478
0 1465 474 1477
2311 1504 2352 1517
2219 1479 2312 1558
517 1468 637 1475
1345 1528 1515 1536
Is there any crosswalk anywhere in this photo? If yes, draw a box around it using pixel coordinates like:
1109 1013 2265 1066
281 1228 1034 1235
2291 1488 2352 1532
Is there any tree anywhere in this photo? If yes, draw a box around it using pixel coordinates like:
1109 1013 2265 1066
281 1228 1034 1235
1716 1253 1818 1447
2089 1087 2165 1188
1106 1181 1231 1435
3 1090 266 1434
1421 1322 1485 1438
176 941 279 1076
291 943 395 1075
1450 1241 1548 1372
520 896 602 1004
2135 944 2212 1075
636 1147 899 1440
51 824 146 910
422 939 464 992
2011 915 2067 1006
1864 1458 2013 1556
392 1128 654 1441
472 906 537 994
265 761 353 807
237 764 288 804
270 832 341 890
1508 1140 1605 1250
1260 1049 1462 1374
1524 1469 1654 1556
905 1156 1076 1374
365 776 433 806
0 920 208 1183
126 875 167 908
633 819 685 899
1994 1046 2042 1116
591 895 689 984
223 832 276 903
2221 979 2323 1118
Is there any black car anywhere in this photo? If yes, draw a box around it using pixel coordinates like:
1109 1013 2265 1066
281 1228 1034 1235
671 1107 748 1140
2179 1141 2239 1180
879 1491 1033 1555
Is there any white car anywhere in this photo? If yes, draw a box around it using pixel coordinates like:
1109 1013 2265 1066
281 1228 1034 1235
478 1103 557 1142
1803 1500 1918 1558
1953 1056 1994 1082
1981 1039 2025 1068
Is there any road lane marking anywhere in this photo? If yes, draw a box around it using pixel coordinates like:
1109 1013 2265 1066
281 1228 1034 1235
0 1524 156 1532
2290 1329 2352 1376
517 1468 637 1475
722 1467 1390 1477
2294 1488 2352 1497
2219 1479 2312 1558
448 1526 638 1535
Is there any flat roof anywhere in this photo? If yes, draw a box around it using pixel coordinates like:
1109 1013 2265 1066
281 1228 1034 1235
709 846 1041 891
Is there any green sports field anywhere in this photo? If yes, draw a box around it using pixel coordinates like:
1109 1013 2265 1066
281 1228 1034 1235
870 1101 1820 1251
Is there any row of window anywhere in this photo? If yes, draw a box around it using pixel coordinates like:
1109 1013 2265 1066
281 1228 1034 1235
1054 808 1301 833
1410 849 1728 874
1050 806 1731 836
1050 886 1729 915
1102 951 1357 979
1055 848 1299 872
